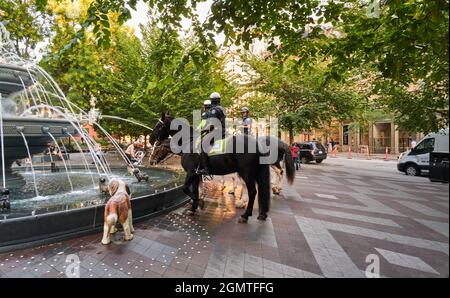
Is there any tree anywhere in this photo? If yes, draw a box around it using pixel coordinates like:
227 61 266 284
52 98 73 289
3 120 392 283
324 0 449 133
244 56 364 143
130 22 236 123
50 0 447 133
0 0 53 59
40 0 150 139
40 1 235 139
96 30 149 138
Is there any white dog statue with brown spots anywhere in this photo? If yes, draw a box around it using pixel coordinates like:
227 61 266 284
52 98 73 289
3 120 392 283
101 179 134 245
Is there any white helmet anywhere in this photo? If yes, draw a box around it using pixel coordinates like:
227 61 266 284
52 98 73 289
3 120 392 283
204 99 211 106
209 92 221 100
209 92 221 105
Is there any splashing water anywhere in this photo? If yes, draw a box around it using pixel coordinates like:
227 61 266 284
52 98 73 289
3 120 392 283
18 131 39 197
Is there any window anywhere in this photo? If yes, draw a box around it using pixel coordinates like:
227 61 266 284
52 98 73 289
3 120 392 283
415 138 435 151
343 125 349 145
300 143 312 150
315 143 326 151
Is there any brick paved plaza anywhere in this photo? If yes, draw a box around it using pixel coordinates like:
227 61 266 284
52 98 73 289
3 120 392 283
0 158 448 278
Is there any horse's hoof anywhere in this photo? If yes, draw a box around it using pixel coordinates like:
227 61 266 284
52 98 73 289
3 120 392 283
257 214 267 221
199 199 205 210
187 210 196 216
238 216 248 224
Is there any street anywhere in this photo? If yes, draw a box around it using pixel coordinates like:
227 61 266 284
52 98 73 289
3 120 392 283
0 157 448 278
282 157 449 277
309 156 413 179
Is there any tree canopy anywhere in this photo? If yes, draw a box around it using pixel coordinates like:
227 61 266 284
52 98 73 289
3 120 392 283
38 0 235 139
0 0 52 59
242 55 367 141
6 0 450 135
66 0 448 133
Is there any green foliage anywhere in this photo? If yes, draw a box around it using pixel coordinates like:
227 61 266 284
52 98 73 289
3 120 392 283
27 0 450 134
40 4 235 138
96 31 147 137
379 80 449 134
245 56 363 134
131 23 236 123
56 0 447 133
41 27 110 111
0 0 52 59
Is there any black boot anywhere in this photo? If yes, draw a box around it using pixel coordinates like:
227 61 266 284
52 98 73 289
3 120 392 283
195 168 210 175
196 151 211 175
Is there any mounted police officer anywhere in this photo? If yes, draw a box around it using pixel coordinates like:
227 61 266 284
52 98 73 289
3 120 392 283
196 92 226 175
241 107 252 135
202 99 211 119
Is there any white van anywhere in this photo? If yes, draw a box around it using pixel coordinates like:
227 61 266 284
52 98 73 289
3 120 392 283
397 128 449 176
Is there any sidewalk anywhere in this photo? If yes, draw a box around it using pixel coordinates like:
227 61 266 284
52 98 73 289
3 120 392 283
1 167 447 278
328 152 399 161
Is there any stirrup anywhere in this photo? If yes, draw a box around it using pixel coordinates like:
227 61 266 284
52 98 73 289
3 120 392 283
195 167 213 180
196 168 212 178
202 174 213 181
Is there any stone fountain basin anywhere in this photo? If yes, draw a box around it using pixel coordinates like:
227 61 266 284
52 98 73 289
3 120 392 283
0 167 189 253
0 116 78 170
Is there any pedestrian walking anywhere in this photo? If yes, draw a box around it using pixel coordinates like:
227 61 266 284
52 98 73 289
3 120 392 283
290 143 300 171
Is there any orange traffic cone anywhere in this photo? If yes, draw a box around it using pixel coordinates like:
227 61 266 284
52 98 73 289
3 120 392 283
348 146 352 159
385 146 389 161
367 148 372 160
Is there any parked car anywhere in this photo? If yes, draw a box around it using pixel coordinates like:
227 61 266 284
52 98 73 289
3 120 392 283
397 128 449 176
298 141 327 164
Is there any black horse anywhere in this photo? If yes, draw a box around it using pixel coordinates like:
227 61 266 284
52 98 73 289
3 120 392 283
150 113 295 223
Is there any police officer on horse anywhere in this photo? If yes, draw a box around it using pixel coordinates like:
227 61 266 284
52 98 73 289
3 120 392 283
241 107 253 135
196 92 226 175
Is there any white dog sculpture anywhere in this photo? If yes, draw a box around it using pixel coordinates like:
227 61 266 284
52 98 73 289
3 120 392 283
101 179 134 245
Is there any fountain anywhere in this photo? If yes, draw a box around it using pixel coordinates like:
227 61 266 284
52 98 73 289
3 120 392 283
0 23 187 252
0 61 78 170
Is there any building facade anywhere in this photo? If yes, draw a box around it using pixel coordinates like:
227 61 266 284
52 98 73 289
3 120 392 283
280 119 424 155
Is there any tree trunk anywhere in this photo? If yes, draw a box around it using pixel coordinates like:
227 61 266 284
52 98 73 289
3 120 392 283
289 127 294 145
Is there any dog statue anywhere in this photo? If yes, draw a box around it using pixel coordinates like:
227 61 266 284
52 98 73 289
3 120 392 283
99 177 109 198
127 165 149 182
101 179 134 245
133 168 149 183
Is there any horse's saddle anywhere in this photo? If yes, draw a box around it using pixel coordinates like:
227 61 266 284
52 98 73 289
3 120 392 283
195 137 227 156
209 138 227 156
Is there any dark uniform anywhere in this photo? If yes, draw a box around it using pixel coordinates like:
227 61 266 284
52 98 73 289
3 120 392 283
241 107 252 135
207 105 226 138
196 93 226 175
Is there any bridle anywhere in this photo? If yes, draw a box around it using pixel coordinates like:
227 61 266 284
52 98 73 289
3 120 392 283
155 117 196 153
156 118 171 142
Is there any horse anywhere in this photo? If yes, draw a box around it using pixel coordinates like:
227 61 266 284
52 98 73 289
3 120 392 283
150 113 295 223
151 135 290 199
225 136 290 206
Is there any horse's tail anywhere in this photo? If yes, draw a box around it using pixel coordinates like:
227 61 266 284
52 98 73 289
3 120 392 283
256 164 271 214
280 141 295 185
